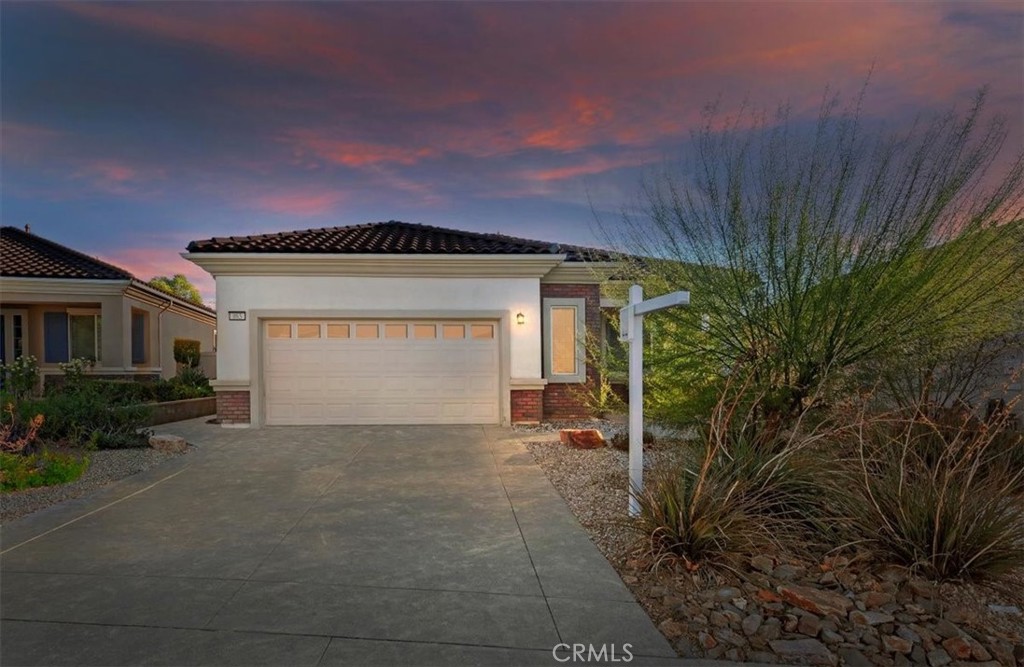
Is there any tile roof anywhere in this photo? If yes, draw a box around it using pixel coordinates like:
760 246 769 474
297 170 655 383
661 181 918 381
1 226 135 280
186 221 615 262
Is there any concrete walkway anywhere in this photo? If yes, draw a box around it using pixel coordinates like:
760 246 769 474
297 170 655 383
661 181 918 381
1 420 695 666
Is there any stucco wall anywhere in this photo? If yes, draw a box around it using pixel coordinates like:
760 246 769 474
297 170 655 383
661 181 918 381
213 275 543 383
153 304 217 380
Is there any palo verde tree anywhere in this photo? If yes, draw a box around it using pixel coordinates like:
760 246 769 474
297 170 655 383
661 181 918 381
605 87 1024 428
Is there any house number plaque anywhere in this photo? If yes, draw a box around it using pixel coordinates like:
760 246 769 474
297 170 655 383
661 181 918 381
228 311 247 321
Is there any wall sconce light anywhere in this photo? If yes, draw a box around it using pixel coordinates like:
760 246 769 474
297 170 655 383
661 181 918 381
516 312 525 325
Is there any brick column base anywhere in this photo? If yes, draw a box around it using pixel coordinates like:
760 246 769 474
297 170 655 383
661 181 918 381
510 389 544 424
216 390 251 425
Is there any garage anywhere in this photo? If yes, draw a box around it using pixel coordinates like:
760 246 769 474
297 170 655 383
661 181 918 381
262 319 500 425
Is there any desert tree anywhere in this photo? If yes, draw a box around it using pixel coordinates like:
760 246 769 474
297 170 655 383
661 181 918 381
604 87 1024 427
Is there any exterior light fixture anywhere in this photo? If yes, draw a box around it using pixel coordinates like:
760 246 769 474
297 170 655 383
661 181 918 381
516 312 525 325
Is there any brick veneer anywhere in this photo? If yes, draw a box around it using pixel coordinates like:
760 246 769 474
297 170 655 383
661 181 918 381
541 282 602 420
216 390 251 425
510 389 544 423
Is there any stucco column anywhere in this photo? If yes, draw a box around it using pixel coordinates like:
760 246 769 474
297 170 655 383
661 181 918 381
100 295 126 369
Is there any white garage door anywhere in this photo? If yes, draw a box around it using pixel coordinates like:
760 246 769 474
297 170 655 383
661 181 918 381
263 320 500 425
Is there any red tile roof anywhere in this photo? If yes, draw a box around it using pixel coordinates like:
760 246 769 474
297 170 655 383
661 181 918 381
186 221 615 262
1 226 134 280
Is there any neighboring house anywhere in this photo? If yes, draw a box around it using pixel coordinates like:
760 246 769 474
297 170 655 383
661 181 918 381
184 221 619 427
0 226 216 383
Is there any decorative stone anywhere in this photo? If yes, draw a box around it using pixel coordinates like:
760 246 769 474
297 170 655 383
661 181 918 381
905 580 937 598
149 434 187 453
742 613 763 636
714 586 743 602
896 625 921 645
838 647 873 667
657 619 685 639
821 628 843 644
698 630 718 650
939 637 971 660
970 641 992 662
925 648 951 667
756 588 782 603
559 429 604 449
798 613 821 637
988 640 1014 666
932 619 960 640
850 610 895 626
779 584 854 617
863 591 894 609
751 554 775 574
714 627 746 647
910 645 927 665
769 639 836 665
759 618 782 642
773 563 804 580
883 635 914 654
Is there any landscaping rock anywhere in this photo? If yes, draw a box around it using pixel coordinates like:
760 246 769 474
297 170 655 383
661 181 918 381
149 434 187 453
770 638 837 665
851 610 895 626
780 584 855 617
838 647 873 666
751 554 775 574
559 429 604 449
773 563 805 580
883 635 914 654
986 604 1021 616
932 619 960 640
742 613 763 637
925 648 951 666
798 613 822 637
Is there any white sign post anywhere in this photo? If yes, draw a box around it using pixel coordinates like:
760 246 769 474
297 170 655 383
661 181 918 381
619 285 690 516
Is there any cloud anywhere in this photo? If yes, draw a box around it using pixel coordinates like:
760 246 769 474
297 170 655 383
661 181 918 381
97 247 216 304
253 188 346 216
73 158 165 196
284 130 438 168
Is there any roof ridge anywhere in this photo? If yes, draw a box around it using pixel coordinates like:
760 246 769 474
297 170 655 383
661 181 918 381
1 225 135 280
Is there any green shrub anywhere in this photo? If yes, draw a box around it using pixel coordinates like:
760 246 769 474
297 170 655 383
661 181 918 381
836 408 1024 581
1 450 89 491
170 366 213 399
20 386 151 449
1 355 39 400
173 339 201 368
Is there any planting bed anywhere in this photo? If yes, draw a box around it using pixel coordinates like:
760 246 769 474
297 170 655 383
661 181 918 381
526 437 1024 666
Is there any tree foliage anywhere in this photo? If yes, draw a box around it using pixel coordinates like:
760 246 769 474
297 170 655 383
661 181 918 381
606 88 1024 427
149 274 204 305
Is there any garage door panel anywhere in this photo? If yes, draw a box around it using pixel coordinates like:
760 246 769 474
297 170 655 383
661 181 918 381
264 319 500 425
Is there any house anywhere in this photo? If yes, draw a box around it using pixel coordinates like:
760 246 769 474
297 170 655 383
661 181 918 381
0 226 216 383
184 221 620 427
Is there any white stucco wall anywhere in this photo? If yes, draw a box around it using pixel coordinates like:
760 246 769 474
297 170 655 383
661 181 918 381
214 276 543 382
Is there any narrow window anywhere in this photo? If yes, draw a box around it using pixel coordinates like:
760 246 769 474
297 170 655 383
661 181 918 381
327 324 350 338
470 324 494 339
297 324 321 339
356 324 378 339
543 298 586 383
413 324 436 339
384 324 407 338
442 324 465 339
131 310 148 364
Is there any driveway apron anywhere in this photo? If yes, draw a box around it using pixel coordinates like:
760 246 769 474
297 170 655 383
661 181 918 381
1 419 685 666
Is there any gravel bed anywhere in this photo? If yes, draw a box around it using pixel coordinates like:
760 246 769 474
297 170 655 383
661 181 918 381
525 438 685 563
1 446 191 523
526 437 1024 664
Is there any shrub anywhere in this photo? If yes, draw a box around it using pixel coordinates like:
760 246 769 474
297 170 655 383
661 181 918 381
20 385 151 449
0 404 44 454
173 339 201 368
632 391 829 569
1 355 39 400
1 450 89 491
55 357 94 392
836 406 1024 581
170 366 213 399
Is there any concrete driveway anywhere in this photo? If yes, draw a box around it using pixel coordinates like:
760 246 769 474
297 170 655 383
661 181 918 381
1 420 685 666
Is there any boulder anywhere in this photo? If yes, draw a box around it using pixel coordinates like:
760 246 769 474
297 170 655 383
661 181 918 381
559 429 605 449
149 434 187 453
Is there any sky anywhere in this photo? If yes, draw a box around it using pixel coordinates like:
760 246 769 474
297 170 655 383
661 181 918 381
2 1 1022 304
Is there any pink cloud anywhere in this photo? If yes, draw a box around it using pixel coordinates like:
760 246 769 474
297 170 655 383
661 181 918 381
254 188 346 216
97 247 216 305
73 158 165 196
284 130 438 168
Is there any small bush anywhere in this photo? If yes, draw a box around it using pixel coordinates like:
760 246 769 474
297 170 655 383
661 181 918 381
170 366 213 399
1 450 89 491
173 339 201 368
610 430 657 451
836 407 1024 581
1 355 39 400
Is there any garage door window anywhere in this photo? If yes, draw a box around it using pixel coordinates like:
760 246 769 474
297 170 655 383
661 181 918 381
385 324 407 338
413 324 436 339
471 324 494 339
327 324 350 338
543 298 586 383
356 324 378 339
443 324 465 339
297 324 320 338
267 323 291 338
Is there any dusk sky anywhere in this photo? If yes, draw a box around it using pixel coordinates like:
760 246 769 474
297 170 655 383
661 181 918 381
2 1 1022 303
